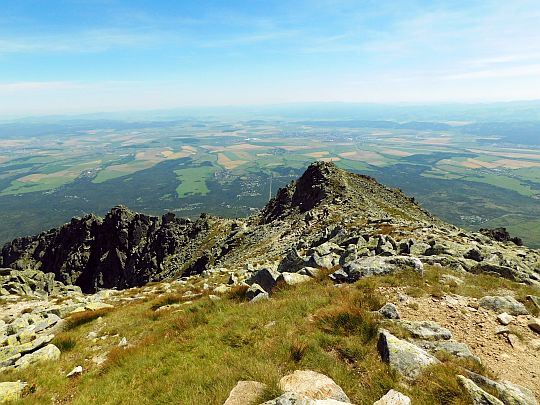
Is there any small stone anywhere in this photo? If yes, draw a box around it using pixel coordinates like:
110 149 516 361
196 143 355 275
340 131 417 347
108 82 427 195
213 285 231 294
246 284 267 301
507 334 520 348
497 312 514 326
67 365 83 378
118 337 128 347
528 318 540 334
373 389 411 405
495 326 509 335
87 331 98 339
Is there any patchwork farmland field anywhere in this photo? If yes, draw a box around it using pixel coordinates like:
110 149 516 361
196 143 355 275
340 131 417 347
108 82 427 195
1 117 540 246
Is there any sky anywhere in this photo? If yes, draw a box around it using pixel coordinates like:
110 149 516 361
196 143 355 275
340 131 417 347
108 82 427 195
1 0 540 117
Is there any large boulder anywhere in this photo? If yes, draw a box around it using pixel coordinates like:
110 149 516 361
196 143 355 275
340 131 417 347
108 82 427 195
246 268 280 293
14 344 60 369
224 381 267 405
457 376 504 405
277 273 312 286
377 330 438 379
465 371 538 405
0 381 27 403
332 256 423 282
478 296 528 316
279 370 350 402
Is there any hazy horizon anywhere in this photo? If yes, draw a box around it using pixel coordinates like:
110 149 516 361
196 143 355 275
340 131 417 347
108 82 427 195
1 0 540 117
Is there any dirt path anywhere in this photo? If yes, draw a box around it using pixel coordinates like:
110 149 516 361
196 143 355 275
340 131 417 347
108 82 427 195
381 288 540 400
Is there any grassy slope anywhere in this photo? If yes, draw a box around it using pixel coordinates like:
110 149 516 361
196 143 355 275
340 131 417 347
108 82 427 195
4 266 538 404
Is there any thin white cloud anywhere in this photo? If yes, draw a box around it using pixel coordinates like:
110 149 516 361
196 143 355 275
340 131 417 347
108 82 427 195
0 29 162 54
444 64 540 80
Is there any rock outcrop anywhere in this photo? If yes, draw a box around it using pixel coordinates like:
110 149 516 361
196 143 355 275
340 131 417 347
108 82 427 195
1 161 540 296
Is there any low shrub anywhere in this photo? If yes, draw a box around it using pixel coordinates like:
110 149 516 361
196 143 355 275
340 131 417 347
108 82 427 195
65 308 112 330
53 334 76 351
316 305 378 342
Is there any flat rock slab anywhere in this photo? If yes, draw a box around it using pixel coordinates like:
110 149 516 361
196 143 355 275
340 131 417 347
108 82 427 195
332 256 423 282
262 391 350 405
279 370 350 402
478 296 528 316
457 376 504 405
413 340 480 363
394 320 452 340
0 381 27 403
224 380 267 405
377 330 439 379
277 273 312 286
14 344 60 369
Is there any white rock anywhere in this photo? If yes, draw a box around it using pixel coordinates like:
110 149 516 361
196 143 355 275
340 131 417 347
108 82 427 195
279 370 350 402
67 365 83 377
373 389 411 405
118 337 128 347
497 312 514 326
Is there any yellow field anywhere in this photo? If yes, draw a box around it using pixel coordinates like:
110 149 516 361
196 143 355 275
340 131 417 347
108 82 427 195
217 153 248 170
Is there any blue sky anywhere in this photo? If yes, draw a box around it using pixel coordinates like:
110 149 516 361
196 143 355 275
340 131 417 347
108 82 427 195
1 0 540 116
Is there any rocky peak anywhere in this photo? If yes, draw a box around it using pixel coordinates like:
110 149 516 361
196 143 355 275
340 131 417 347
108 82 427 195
259 161 347 223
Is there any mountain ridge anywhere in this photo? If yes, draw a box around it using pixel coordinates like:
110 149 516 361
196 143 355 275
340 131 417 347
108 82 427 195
1 161 538 293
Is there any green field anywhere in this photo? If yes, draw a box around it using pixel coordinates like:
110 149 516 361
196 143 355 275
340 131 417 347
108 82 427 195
2 118 540 246
175 166 216 198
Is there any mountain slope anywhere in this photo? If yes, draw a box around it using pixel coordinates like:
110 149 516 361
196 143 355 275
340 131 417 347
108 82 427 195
1 161 539 293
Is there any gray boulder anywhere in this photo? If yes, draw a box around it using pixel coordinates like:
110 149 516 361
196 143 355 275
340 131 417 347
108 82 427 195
457 375 504 405
14 344 61 369
246 268 280 293
478 296 528 315
378 303 400 320
414 340 480 363
298 267 323 278
262 391 350 404
332 256 423 282
377 330 438 379
246 284 267 301
394 320 452 340
464 371 538 405
0 381 27 403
